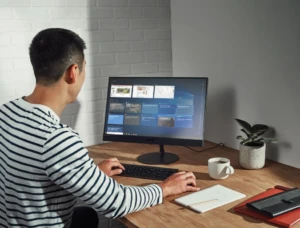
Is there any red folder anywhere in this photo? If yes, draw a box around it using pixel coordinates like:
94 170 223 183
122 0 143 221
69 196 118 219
234 186 300 227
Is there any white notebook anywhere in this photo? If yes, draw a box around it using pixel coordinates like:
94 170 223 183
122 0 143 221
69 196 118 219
175 184 246 213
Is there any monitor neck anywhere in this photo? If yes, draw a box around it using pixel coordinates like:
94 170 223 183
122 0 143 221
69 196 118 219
137 144 179 164
159 144 165 156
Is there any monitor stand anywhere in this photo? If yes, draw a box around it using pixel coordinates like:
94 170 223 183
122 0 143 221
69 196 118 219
137 144 179 164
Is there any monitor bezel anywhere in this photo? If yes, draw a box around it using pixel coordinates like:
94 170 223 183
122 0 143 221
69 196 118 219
103 77 208 147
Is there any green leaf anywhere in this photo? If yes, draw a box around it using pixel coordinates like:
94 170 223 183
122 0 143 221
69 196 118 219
256 131 265 137
262 138 278 143
252 124 268 133
235 118 252 134
241 129 250 137
237 135 245 140
242 137 253 145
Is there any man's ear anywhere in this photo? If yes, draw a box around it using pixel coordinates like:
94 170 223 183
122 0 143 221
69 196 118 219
65 64 78 84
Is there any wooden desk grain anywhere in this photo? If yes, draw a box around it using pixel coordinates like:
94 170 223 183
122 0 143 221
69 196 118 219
88 141 300 228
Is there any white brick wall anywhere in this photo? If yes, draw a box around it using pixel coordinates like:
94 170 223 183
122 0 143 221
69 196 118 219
0 8 13 19
0 0 172 227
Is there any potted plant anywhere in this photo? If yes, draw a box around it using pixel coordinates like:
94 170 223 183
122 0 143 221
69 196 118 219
235 118 277 169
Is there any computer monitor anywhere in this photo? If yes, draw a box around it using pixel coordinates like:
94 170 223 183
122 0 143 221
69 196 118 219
103 77 208 164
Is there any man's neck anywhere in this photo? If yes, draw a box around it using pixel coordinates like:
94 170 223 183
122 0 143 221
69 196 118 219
24 84 67 117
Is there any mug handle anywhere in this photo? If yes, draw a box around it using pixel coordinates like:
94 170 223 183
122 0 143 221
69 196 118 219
225 165 234 175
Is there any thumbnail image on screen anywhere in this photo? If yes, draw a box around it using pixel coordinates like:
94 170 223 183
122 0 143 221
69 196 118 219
110 85 132 98
125 103 141 114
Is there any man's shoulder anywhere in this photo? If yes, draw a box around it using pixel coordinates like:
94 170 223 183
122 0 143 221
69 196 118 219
43 124 84 156
45 124 81 143
0 98 79 140
0 99 16 111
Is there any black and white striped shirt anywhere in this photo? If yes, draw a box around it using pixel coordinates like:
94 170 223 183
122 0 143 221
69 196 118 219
0 98 163 227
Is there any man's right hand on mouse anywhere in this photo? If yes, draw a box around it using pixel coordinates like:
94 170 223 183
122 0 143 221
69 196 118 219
158 171 200 197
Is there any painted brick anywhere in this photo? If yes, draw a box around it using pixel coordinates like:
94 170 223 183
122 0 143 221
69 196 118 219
0 85 15 98
31 0 65 7
60 115 72 127
143 7 170 18
159 61 172 72
97 0 128 7
85 43 100 54
0 8 13 19
66 0 96 6
0 0 29 6
0 70 34 84
0 34 10 45
80 100 107 113
0 97 16 105
14 84 35 97
101 64 131 77
14 9 49 20
102 88 108 99
82 8 113 18
81 31 114 42
0 75 12 85
61 102 81 115
0 46 28 58
73 123 94 137
100 19 129 29
130 40 158 51
157 0 170 7
145 29 171 40
129 0 156 7
0 60 13 71
32 20 67 31
130 19 157 29
0 21 31 32
100 42 130 53
71 112 104 126
77 89 103 101
76 122 104 137
115 29 144 41
50 8 82 19
116 52 144 64
81 134 104 147
158 40 172 50
158 18 171 28
145 51 171 62
85 67 101 78
132 63 158 74
82 77 108 90
11 32 35 45
13 58 32 70
146 71 172 77
87 54 115 66
67 20 98 30
114 8 142 18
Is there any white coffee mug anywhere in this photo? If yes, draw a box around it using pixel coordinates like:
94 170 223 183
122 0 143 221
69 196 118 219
208 157 234 180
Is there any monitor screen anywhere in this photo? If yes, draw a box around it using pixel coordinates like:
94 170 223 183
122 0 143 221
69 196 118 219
103 77 208 164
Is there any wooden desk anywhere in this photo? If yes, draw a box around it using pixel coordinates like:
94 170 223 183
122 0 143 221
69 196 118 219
88 141 300 228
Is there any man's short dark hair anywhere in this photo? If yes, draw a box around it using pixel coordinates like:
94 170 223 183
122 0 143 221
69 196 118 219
29 28 86 86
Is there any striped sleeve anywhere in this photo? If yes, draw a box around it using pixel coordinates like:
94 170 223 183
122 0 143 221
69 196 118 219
42 128 163 218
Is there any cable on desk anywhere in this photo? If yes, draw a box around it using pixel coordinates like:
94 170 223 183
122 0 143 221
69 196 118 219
184 143 225 153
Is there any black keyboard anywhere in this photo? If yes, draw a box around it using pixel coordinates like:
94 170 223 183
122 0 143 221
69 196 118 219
118 163 178 181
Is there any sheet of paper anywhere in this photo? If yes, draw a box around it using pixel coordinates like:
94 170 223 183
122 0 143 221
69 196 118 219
175 184 246 213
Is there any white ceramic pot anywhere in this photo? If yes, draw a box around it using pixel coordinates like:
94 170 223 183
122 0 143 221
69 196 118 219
239 143 266 169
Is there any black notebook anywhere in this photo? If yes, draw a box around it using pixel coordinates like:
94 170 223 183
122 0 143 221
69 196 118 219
246 188 300 217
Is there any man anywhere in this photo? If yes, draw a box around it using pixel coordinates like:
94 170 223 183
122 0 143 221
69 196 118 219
0 28 200 228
